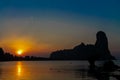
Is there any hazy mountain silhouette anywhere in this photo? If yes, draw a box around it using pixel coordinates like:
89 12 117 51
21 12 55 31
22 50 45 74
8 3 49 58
50 31 115 60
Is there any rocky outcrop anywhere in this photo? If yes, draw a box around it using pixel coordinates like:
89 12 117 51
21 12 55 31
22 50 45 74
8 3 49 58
0 48 4 60
0 48 4 55
50 31 115 60
95 31 114 60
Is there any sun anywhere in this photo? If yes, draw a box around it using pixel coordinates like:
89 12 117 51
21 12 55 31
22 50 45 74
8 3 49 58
17 49 23 55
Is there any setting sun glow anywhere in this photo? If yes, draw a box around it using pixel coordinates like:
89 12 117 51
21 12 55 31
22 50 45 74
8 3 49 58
17 50 23 55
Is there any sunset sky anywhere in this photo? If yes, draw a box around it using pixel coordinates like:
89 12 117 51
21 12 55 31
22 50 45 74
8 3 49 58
0 0 120 57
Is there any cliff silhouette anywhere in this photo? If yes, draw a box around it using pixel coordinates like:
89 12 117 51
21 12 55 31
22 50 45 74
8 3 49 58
50 31 115 60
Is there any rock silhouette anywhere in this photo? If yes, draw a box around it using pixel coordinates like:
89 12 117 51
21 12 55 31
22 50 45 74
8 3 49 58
0 48 5 61
95 31 113 60
50 31 115 60
0 48 4 55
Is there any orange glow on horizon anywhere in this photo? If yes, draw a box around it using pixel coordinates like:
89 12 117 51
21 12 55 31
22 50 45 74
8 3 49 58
0 36 52 56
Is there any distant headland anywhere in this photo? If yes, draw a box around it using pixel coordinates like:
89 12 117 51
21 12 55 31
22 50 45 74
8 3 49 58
0 31 116 61
50 31 115 60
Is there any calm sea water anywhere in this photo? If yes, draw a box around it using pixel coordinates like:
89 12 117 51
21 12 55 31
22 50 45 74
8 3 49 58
0 61 120 80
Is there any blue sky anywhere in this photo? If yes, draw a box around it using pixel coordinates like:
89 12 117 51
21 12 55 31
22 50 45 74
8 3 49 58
0 0 120 20
0 0 120 56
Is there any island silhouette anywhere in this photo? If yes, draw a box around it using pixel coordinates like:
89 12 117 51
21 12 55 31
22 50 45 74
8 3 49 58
50 31 115 60
0 31 117 62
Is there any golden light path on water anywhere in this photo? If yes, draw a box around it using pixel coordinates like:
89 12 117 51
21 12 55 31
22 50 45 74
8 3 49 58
16 62 32 80
17 62 22 77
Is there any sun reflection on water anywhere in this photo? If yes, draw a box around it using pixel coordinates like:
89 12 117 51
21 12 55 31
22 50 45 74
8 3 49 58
17 62 22 76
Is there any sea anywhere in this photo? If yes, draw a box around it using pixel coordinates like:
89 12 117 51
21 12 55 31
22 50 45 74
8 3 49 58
0 61 120 80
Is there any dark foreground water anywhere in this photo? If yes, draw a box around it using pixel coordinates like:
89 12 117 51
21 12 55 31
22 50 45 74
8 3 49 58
0 61 120 80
